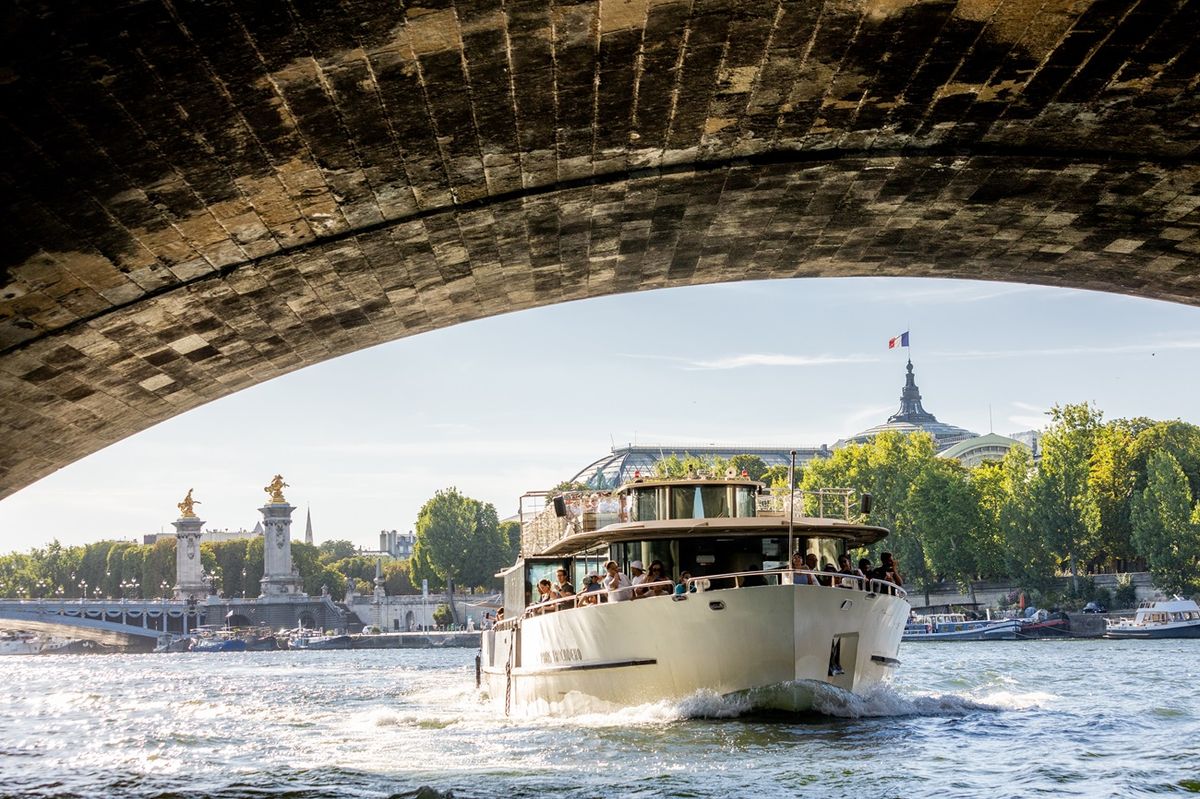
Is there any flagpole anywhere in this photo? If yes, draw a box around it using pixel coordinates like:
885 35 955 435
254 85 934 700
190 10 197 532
787 450 796 568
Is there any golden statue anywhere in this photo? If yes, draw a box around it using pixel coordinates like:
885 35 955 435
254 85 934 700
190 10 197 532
264 474 289 504
177 488 200 518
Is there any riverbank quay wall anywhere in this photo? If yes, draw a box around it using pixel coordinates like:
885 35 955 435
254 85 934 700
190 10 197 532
204 595 355 632
911 572 1157 612
346 594 499 632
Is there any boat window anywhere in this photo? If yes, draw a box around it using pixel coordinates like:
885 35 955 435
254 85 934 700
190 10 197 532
632 488 659 522
736 487 756 518
610 540 679 580
804 537 846 570
669 485 730 519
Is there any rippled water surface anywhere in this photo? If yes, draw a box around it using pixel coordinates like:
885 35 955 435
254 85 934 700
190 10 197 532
1 640 1198 798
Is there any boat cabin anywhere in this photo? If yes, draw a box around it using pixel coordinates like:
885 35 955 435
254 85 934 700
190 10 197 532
499 478 889 621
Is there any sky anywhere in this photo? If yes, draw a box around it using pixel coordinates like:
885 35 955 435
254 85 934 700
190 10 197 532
3 275 1200 553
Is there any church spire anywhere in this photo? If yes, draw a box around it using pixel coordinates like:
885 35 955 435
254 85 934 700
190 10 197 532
304 506 314 546
887 359 938 425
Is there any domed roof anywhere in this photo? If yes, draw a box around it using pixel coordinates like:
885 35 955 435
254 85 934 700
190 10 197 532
938 432 1027 466
570 444 830 490
836 360 977 451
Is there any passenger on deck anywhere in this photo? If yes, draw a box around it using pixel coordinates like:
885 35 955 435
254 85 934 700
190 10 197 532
802 553 821 585
786 552 815 585
603 560 633 602
558 582 576 608
554 568 572 597
674 571 695 596
821 563 839 587
642 560 673 596
535 579 556 613
629 561 647 597
857 558 873 584
580 574 603 605
837 554 859 588
875 552 903 589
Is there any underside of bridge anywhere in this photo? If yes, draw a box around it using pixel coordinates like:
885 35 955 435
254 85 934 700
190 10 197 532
1 0 1198 499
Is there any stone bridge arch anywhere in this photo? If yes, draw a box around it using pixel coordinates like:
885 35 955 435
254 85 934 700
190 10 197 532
1 0 1198 499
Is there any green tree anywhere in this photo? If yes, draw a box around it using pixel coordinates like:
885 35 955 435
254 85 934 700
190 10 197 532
499 519 521 565
1033 402 1103 593
1131 450 1200 597
729 454 769 481
382 559 415 594
910 460 983 602
412 488 510 592
801 431 938 593
970 460 1012 580
1130 421 1200 503
1085 422 1138 566
317 540 358 564
458 501 507 591
413 487 480 589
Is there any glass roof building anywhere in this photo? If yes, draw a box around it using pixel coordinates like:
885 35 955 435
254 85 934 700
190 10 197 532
570 444 831 490
568 360 987 490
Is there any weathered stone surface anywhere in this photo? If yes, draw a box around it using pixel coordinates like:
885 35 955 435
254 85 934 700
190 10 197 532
1 0 1198 498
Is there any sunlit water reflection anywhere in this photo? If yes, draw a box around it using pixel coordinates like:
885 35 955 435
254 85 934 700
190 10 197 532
1 640 1197 798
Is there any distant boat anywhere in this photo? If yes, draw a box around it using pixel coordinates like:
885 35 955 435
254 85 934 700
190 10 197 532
154 634 193 653
1017 610 1071 638
289 632 352 650
903 613 1022 641
191 637 247 653
1106 597 1200 639
0 633 43 656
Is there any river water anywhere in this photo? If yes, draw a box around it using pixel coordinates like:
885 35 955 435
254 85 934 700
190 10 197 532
1 641 1197 798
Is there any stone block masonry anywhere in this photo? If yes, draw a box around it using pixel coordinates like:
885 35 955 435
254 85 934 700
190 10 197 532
1 1 1198 499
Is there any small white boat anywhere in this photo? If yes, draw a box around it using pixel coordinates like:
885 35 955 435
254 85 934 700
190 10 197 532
0 633 44 656
902 613 1022 641
1106 597 1200 639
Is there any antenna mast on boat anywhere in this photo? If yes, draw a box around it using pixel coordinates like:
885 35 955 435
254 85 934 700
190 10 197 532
787 450 796 559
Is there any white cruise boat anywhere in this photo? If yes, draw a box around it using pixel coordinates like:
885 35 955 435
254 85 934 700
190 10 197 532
902 613 1022 641
480 477 909 716
1106 597 1200 639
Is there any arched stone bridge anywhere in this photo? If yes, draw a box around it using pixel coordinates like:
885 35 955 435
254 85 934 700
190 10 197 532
1 0 1198 499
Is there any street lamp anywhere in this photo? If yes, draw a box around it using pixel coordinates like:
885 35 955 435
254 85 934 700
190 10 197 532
160 580 169 600
241 569 247 599
78 580 87 604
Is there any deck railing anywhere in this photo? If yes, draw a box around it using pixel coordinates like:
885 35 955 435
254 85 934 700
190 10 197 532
517 569 905 620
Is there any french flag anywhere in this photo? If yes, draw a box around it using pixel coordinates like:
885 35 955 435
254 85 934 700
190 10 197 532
888 331 910 349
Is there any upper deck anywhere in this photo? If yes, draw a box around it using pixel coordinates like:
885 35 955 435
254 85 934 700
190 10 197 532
519 477 886 558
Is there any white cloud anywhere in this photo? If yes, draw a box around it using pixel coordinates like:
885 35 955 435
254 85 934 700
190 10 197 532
1007 415 1047 430
619 352 878 371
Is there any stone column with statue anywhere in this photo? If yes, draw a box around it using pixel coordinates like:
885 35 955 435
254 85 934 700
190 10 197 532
173 489 208 600
259 475 304 598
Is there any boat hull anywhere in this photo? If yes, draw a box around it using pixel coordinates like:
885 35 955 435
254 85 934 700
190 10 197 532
1105 621 1200 639
482 583 908 716
192 639 247 652
902 619 1022 642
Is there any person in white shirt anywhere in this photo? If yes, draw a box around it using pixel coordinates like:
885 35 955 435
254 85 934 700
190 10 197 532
629 560 648 597
603 560 633 602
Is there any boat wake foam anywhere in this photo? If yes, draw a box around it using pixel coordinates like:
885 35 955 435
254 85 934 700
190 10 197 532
493 683 1049 723
672 682 1033 721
